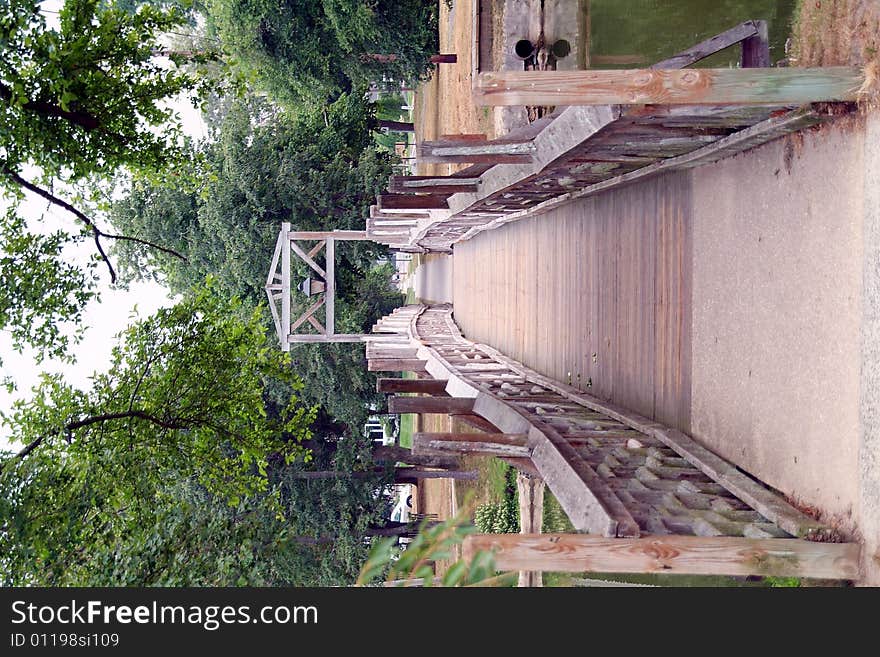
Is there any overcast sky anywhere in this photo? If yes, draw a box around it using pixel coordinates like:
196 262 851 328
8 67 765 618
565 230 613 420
1 4 209 451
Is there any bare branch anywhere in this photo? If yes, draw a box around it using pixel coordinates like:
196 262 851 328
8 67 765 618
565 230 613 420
3 170 189 283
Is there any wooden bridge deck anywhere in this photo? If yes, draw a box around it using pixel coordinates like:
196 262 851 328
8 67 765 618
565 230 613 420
453 170 692 433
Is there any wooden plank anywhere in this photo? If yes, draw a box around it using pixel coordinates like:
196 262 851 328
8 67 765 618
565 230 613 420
741 20 771 68
290 296 326 332
389 176 480 194
474 67 863 106
325 238 334 335
288 230 369 240
418 138 536 165
368 358 428 373
388 396 476 414
378 194 449 211
287 333 376 343
413 432 528 445
652 20 760 69
281 222 291 352
412 433 532 458
376 378 449 394
517 473 545 588
462 534 861 580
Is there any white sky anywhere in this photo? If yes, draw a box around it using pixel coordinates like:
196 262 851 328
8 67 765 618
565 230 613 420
0 4 209 451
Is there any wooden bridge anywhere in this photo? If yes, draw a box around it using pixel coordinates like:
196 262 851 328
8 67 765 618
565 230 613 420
270 21 866 581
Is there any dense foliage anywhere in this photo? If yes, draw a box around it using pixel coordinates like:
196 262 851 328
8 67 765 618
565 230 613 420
2 0 421 585
109 93 402 429
0 287 317 584
0 0 207 365
205 0 438 104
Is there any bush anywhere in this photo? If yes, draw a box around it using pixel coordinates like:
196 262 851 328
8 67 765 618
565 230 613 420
474 468 520 533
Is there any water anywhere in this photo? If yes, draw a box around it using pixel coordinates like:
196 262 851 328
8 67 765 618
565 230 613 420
589 0 798 68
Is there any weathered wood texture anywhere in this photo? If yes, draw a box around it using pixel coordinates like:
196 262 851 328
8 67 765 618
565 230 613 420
388 396 476 414
454 171 693 431
365 304 833 546
376 378 449 394
652 20 763 69
463 534 861 580
517 473 545 587
474 68 863 106
412 432 532 457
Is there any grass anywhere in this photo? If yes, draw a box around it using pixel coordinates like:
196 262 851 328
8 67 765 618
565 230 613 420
398 413 414 448
790 0 880 103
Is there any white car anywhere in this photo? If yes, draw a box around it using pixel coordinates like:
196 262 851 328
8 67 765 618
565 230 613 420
389 484 413 523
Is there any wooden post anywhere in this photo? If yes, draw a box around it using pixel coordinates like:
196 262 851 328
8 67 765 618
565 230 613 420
371 445 461 470
280 221 291 353
365 53 456 64
379 119 415 133
462 534 861 580
387 396 476 414
378 194 450 211
325 237 335 335
517 473 545 587
652 20 762 69
377 378 449 394
412 432 532 458
474 67 864 106
388 176 480 195
368 358 428 373
418 138 535 164
741 20 771 68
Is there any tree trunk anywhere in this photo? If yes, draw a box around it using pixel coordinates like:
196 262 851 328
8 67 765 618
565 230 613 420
379 119 414 133
288 466 476 482
371 445 461 470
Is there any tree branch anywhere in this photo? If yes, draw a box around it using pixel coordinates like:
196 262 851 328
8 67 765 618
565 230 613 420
2 409 190 472
4 170 188 284
0 82 101 131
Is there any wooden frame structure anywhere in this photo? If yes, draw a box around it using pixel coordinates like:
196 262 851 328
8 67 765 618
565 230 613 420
265 222 381 348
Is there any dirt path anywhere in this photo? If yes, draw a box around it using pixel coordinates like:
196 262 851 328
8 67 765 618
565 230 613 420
413 1 496 177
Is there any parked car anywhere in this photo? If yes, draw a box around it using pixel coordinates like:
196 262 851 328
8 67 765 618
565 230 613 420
389 484 413 523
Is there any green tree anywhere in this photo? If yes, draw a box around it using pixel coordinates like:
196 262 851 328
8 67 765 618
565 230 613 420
0 285 315 585
109 94 402 430
0 0 211 365
205 0 438 105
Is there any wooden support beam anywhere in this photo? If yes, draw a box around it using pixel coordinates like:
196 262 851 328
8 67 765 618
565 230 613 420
462 534 861 580
430 54 458 64
388 176 480 195
388 396 476 414
287 230 369 240
378 194 450 211
325 238 335 335
289 240 326 278
439 133 487 141
418 138 536 164
741 20 771 68
377 378 449 394
448 413 501 433
368 358 428 373
412 432 532 458
474 67 863 106
652 20 760 69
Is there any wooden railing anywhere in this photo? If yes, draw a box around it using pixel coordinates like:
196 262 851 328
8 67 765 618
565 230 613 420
367 304 860 580
364 21 861 253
